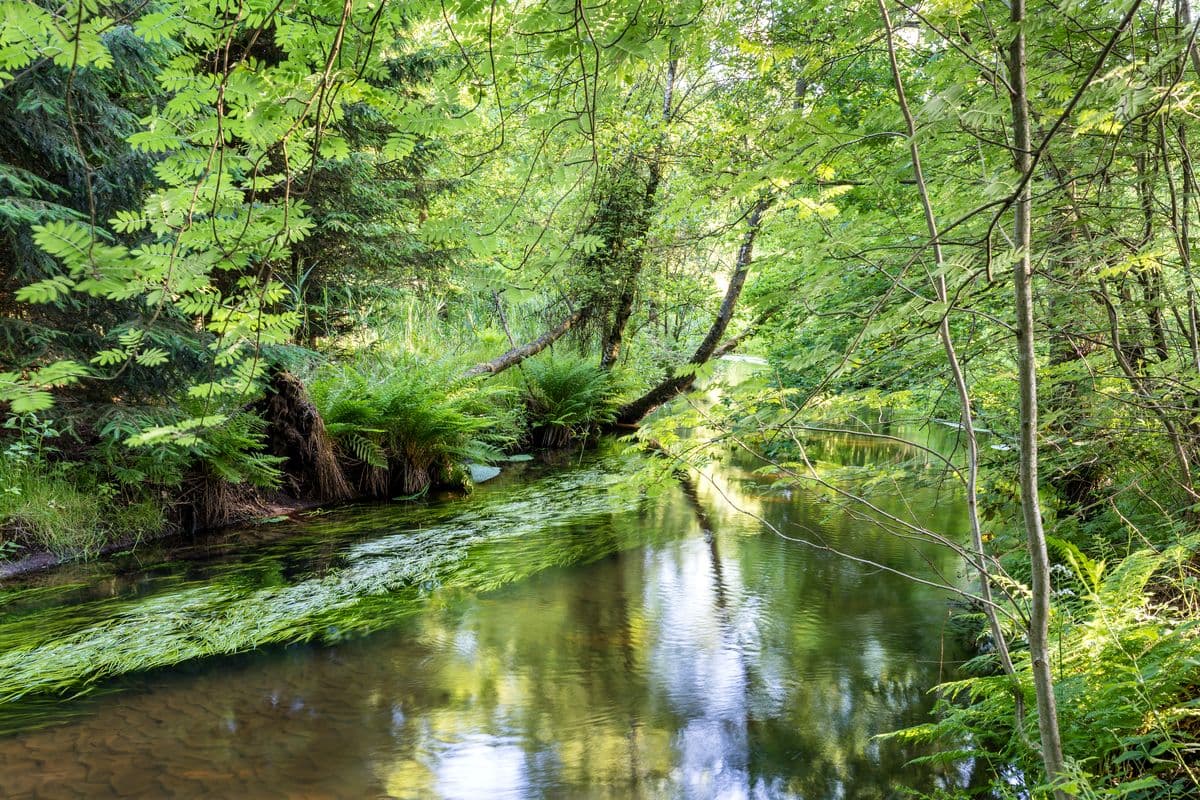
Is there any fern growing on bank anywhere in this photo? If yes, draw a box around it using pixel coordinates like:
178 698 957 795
0 405 287 560
520 355 620 448
889 536 1200 799
310 357 519 496
103 407 285 490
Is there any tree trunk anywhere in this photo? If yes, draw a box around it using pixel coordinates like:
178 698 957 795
598 55 677 370
597 162 662 369
1009 3 1072 794
615 202 768 425
877 0 1025 733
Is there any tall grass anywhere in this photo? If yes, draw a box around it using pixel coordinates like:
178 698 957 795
0 457 165 561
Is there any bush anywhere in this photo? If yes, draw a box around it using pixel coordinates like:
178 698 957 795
893 536 1200 798
97 406 286 491
0 405 287 556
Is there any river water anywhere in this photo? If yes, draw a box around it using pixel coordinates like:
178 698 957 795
0 424 989 798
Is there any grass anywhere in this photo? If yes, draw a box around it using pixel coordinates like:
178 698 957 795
0 458 166 561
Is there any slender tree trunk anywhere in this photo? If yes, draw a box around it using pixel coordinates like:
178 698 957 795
1135 142 1171 362
1184 0 1200 77
1009 4 1072 795
877 0 1024 728
598 162 663 369
1097 286 1200 502
1166 120 1200 371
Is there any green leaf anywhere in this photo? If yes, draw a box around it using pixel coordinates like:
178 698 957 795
15 276 75 304
91 349 128 367
133 348 170 367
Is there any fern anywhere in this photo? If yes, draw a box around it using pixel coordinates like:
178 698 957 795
520 354 619 447
310 355 517 493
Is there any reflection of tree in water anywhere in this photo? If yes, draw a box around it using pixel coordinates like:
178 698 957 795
377 453 985 798
682 452 980 797
392 463 979 797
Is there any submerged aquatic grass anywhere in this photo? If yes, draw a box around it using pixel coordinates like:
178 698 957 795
0 452 655 710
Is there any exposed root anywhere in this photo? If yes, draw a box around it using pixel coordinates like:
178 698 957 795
532 425 574 450
177 469 277 532
391 456 433 497
257 369 353 502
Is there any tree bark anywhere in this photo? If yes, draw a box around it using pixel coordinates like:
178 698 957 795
615 202 768 425
464 308 585 378
877 0 1026 733
598 55 678 370
597 162 664 369
1009 2 1072 794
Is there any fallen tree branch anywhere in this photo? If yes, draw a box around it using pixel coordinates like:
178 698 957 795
464 308 586 378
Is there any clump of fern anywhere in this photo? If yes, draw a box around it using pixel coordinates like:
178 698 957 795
889 535 1200 798
520 354 619 448
310 356 518 496
98 405 285 491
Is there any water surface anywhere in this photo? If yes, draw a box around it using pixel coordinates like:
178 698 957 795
0 433 986 798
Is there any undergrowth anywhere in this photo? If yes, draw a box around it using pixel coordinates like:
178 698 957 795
310 354 521 496
517 354 620 448
891 532 1200 799
0 457 165 561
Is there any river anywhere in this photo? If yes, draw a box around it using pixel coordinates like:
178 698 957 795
0 417 990 798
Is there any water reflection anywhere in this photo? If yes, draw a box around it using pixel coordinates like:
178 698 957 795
0 435 987 798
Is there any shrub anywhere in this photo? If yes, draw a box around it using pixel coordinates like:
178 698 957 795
96 405 286 491
892 536 1200 798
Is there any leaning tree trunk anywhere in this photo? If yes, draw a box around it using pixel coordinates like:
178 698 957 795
615 200 768 425
1009 4 1072 794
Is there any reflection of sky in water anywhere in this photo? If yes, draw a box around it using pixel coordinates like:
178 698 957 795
432 736 530 800
0 432 989 798
384 490 971 798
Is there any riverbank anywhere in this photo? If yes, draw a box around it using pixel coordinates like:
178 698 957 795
1 353 629 582
0 447 565 582
0 493 332 582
